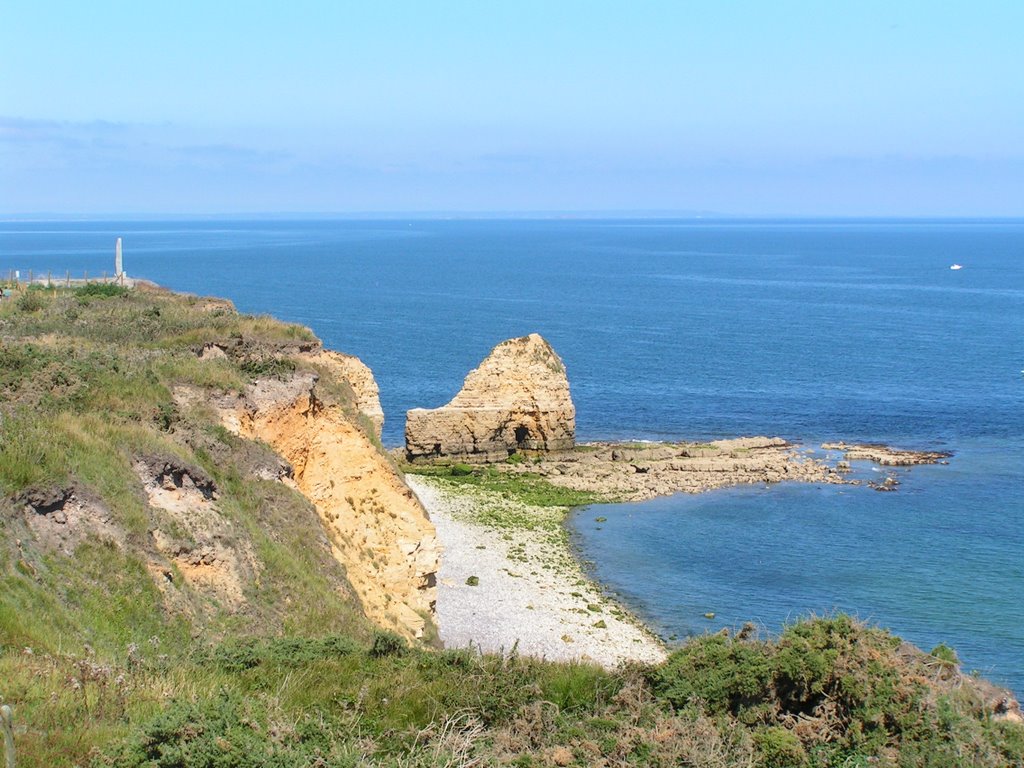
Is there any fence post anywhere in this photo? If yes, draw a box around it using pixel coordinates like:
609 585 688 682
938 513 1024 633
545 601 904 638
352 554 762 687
1 704 14 768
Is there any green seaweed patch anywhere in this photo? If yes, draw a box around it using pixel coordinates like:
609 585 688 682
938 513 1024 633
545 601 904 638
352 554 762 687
403 463 605 508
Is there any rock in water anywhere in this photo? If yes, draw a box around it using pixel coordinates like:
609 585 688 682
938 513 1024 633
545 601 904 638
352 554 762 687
406 333 576 462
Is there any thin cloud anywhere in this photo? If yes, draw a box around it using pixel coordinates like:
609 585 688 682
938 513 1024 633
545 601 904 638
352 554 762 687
0 116 135 147
171 143 292 163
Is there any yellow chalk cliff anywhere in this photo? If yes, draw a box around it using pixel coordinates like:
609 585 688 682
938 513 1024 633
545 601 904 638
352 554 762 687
205 361 438 641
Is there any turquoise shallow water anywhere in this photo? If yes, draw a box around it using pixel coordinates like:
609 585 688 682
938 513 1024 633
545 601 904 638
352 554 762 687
3 218 1022 691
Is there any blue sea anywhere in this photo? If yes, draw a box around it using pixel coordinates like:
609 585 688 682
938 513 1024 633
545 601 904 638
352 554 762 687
2 218 1022 692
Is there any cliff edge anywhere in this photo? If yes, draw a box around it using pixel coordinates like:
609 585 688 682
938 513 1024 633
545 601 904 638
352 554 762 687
198 362 438 641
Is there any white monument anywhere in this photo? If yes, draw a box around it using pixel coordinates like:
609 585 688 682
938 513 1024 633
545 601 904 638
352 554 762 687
114 237 124 277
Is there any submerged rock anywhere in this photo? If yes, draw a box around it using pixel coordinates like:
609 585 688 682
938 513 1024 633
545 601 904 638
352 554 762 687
405 333 576 462
821 442 952 466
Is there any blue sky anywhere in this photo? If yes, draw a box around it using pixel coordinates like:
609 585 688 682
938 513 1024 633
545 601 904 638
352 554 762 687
2 1 1022 215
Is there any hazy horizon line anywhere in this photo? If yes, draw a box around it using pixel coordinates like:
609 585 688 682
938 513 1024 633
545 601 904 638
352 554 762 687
4 211 1024 223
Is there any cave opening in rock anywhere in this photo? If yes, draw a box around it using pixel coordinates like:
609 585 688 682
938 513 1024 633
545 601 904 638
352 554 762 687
514 425 531 448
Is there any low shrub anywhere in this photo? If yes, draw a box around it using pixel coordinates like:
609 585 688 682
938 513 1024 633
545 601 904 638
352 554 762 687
239 355 297 379
75 283 129 299
103 691 339 767
200 635 361 671
930 642 960 667
753 726 808 768
16 290 47 313
369 630 407 658
653 634 772 715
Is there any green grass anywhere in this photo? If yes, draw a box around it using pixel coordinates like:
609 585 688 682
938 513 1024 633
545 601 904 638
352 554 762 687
0 634 622 766
0 283 374 654
4 615 1017 767
1 285 313 349
403 463 605 508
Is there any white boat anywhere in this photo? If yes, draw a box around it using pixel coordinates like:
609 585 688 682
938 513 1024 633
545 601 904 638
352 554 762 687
950 264 963 270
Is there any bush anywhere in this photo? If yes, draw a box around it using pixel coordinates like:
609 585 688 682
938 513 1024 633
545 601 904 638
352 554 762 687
75 283 129 298
772 617 848 709
930 642 960 667
16 290 46 312
652 617 989 763
103 691 353 767
155 402 177 431
653 634 772 715
201 635 360 671
771 616 915 756
753 726 808 768
369 630 407 658
451 463 475 477
239 355 297 379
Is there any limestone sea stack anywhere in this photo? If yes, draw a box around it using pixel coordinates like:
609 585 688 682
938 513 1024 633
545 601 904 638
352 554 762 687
406 333 576 462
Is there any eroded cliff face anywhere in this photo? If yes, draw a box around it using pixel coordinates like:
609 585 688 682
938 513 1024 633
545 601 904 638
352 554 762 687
209 361 438 640
406 333 576 462
300 350 385 441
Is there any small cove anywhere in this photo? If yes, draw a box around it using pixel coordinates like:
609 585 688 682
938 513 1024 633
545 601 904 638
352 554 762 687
567 442 1023 693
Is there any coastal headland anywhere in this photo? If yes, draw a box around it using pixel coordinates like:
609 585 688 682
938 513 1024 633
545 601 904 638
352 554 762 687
2 284 1019 766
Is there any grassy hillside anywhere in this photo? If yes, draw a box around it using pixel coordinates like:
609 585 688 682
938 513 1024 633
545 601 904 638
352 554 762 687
0 283 1021 767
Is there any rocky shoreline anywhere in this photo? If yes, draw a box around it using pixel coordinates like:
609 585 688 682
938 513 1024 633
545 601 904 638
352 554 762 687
474 437 952 502
397 332 951 503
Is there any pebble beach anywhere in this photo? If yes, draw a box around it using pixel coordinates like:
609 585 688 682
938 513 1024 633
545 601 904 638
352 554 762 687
406 475 667 668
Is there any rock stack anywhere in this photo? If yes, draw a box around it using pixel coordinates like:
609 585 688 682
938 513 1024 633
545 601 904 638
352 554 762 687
405 333 576 462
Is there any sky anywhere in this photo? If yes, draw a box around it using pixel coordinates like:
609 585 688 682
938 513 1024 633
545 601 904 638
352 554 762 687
2 1 1023 216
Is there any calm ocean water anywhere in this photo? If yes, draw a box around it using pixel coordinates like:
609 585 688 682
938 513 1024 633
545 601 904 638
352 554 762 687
2 219 1022 691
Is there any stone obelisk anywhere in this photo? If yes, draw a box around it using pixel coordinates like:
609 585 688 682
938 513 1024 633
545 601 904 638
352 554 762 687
114 237 123 277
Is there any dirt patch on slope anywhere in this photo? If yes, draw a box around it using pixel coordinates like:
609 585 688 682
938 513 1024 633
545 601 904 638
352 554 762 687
22 486 124 555
134 456 256 612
